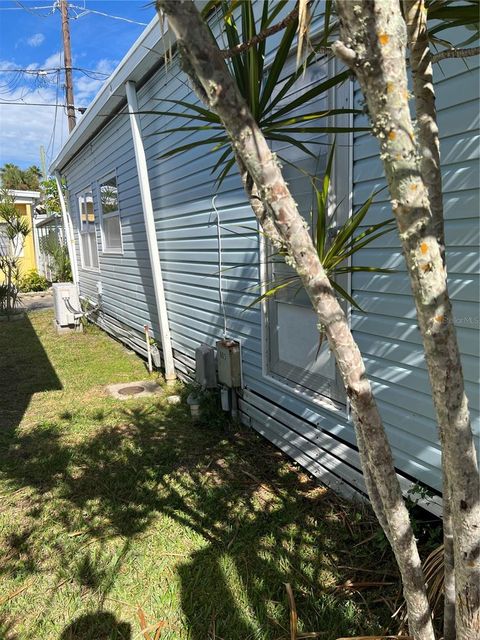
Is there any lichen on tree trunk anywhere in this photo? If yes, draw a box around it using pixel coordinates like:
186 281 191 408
333 2 480 638
402 2 454 636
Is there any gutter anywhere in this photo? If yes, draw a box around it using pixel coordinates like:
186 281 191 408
49 0 208 174
54 171 79 287
125 80 176 383
48 13 171 175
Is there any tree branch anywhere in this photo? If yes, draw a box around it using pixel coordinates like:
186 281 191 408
217 2 331 59
431 46 480 63
220 4 299 58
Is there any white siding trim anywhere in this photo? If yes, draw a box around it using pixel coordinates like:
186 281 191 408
125 80 176 382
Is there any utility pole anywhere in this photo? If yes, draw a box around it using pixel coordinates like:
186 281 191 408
39 145 47 181
59 0 76 132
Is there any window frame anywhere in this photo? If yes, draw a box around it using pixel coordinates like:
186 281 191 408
97 170 123 255
260 56 353 413
77 186 100 272
0 222 10 257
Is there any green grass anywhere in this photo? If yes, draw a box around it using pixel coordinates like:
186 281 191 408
0 310 398 639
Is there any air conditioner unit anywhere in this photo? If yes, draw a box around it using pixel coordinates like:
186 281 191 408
53 282 81 327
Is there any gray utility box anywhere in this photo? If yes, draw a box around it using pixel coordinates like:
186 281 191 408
195 344 217 388
216 339 242 388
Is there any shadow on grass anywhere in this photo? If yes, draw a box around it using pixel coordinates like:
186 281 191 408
0 391 395 639
0 316 395 638
0 315 62 432
60 612 131 640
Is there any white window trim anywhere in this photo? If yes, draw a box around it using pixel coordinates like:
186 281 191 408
97 170 124 255
260 59 354 415
77 186 100 272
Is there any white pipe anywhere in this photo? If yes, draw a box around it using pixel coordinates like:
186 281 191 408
125 80 176 383
144 324 153 374
54 171 79 287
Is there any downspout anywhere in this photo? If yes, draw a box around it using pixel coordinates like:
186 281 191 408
31 201 42 275
125 80 176 383
54 171 79 287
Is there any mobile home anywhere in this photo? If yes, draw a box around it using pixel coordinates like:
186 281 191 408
50 11 479 513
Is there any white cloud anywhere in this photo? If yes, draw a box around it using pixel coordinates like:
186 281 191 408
0 85 68 169
27 33 45 47
43 51 63 69
0 55 117 169
75 58 117 106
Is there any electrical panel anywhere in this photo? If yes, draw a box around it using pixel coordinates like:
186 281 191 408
216 339 242 388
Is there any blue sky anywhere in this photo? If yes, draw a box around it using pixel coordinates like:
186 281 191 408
0 1 156 170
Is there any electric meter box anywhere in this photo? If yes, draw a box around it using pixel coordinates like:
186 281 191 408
195 344 217 388
216 339 242 388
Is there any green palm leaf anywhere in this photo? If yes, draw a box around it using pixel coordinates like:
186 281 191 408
315 140 335 261
263 70 351 123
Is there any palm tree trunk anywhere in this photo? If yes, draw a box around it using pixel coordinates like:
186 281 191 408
155 2 435 638
333 2 480 638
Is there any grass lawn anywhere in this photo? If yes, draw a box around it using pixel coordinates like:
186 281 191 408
0 310 399 640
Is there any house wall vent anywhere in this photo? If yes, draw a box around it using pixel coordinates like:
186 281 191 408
53 282 80 327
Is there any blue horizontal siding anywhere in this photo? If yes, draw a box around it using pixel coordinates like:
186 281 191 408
61 15 479 498
351 38 479 487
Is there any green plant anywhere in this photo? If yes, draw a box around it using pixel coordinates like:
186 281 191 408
424 0 480 48
39 177 63 214
0 189 30 316
17 269 49 293
147 0 366 186
41 232 72 282
0 163 41 190
183 382 231 429
254 144 396 310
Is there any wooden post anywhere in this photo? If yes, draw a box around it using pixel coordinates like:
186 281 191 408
60 0 76 132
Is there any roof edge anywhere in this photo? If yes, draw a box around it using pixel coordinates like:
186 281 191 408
49 13 166 174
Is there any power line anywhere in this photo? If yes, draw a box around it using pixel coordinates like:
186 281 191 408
0 4 53 10
46 66 61 165
68 3 148 26
46 11 64 166
0 100 84 109
2 1 149 27
13 1 55 17
0 67 110 76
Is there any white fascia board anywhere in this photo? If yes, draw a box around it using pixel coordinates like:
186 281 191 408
49 14 169 174
35 213 61 227
9 190 41 203
49 1 209 175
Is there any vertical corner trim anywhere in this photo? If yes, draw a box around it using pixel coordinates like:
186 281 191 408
125 80 176 382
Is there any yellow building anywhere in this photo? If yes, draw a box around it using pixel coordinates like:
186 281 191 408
0 190 40 280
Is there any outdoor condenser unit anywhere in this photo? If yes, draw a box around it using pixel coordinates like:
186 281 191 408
53 282 81 328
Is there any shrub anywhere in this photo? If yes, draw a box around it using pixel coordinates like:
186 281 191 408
18 269 49 293
41 233 72 282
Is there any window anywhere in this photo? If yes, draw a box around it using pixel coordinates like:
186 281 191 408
0 223 25 258
99 174 122 253
0 224 9 256
78 188 99 270
264 56 350 406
